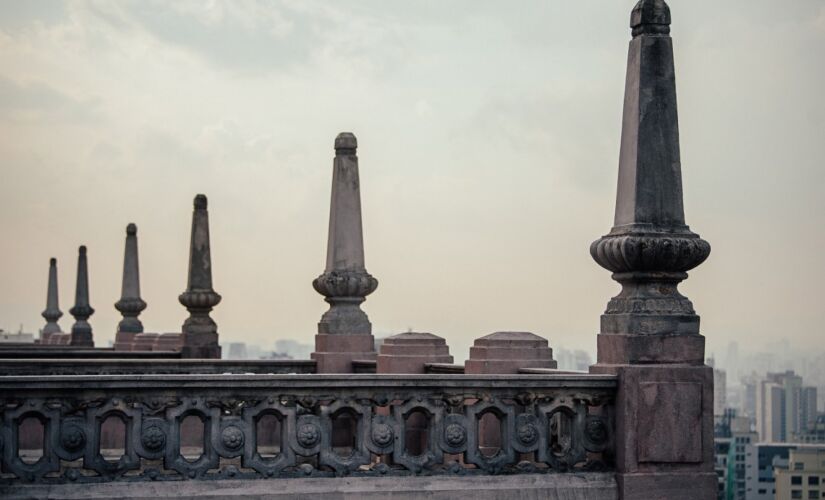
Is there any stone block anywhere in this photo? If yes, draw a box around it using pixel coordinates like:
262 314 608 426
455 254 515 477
465 332 557 375
596 333 704 365
590 363 713 473
617 471 717 500
113 331 137 351
377 332 453 375
132 333 159 351
154 332 182 352
637 382 702 463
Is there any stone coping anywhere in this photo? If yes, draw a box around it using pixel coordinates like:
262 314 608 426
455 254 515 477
0 358 318 375
0 472 618 499
0 372 617 390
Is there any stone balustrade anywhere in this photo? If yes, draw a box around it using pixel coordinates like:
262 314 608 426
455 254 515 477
0 374 615 485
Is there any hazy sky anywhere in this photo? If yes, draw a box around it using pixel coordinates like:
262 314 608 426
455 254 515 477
1 1 823 361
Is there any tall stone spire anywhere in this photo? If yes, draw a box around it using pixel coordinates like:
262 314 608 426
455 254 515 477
589 2 715 497
41 257 63 339
69 245 94 347
178 194 221 359
590 0 710 362
115 223 147 333
311 133 378 372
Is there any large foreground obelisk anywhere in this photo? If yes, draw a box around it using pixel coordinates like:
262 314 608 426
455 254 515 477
589 1 715 498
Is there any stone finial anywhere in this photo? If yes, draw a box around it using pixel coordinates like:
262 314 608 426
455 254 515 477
631 0 671 36
590 0 710 364
312 132 378 335
41 257 63 338
68 245 94 347
114 223 147 334
178 194 221 358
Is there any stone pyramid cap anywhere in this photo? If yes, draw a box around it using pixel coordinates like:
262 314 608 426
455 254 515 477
384 332 447 345
474 331 548 347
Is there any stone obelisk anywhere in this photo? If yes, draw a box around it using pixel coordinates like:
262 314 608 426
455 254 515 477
178 194 222 359
311 133 378 373
68 245 95 347
589 1 714 497
113 223 147 350
40 258 63 343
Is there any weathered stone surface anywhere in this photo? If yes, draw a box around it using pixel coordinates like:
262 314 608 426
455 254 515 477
114 223 147 345
377 332 453 375
41 257 63 341
68 245 94 347
179 194 221 359
617 472 717 500
154 332 182 352
0 373 617 485
465 332 557 374
590 0 710 362
637 381 702 463
132 332 160 351
0 472 618 500
589 2 714 498
312 133 378 372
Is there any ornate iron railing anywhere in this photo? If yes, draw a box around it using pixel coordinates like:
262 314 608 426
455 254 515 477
0 374 615 484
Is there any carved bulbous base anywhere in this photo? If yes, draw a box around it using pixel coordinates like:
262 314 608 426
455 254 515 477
591 227 710 338
590 228 710 275
312 270 378 298
178 290 221 310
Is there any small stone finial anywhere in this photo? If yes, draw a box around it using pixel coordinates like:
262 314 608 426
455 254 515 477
69 245 94 347
41 257 63 337
194 193 207 210
313 132 377 336
334 132 358 154
179 194 221 358
114 222 147 334
590 0 709 365
631 0 671 37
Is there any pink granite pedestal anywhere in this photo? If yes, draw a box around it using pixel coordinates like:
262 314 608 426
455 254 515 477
113 331 137 351
311 333 376 374
132 332 159 351
377 332 453 374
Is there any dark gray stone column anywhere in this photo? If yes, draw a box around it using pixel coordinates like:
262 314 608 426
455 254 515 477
311 133 378 373
589 2 715 498
41 257 63 342
68 245 94 347
178 194 222 359
114 223 147 350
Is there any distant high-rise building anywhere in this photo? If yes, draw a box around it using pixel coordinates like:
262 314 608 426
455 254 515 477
711 358 728 416
757 371 817 443
717 410 757 500
794 415 825 444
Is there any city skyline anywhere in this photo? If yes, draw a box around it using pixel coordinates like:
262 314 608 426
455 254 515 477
2 1 824 361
